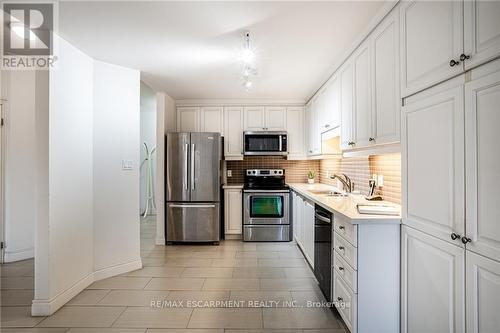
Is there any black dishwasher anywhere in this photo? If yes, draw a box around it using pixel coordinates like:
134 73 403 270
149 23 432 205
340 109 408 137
314 204 332 302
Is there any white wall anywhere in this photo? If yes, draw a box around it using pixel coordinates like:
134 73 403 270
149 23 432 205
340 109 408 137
93 61 141 273
155 92 175 245
140 81 157 214
1 70 37 262
32 37 141 316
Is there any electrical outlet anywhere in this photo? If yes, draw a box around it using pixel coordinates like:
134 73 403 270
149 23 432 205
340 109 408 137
326 170 330 178
227 170 232 177
122 159 134 170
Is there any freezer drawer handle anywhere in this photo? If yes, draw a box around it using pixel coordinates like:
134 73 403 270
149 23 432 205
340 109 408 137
169 204 216 208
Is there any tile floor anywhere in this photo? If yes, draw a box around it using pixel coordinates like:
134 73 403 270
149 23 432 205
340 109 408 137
0 217 346 332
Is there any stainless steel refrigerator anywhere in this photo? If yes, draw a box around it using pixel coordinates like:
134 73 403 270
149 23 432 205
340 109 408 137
166 132 221 243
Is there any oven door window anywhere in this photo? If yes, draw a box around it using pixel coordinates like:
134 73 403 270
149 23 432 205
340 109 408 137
250 196 284 218
245 135 280 152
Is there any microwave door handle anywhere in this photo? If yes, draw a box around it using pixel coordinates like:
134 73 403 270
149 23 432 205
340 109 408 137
279 135 282 152
184 143 189 190
191 143 195 190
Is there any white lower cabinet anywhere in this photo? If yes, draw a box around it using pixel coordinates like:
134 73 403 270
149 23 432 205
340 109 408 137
292 192 314 267
224 188 242 235
401 225 465 333
466 251 500 333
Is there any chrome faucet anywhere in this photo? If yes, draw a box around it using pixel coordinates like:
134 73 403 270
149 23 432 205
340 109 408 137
330 173 353 193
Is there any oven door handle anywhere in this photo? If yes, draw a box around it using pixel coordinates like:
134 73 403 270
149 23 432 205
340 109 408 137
243 189 290 193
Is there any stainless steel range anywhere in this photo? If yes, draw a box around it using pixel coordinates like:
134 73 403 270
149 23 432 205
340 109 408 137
243 169 291 242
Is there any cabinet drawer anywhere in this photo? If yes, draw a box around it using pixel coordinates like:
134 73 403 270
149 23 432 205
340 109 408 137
334 232 357 269
334 251 357 293
334 273 357 333
334 214 357 247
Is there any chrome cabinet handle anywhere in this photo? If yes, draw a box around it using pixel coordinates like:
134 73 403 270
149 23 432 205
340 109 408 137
460 54 470 61
338 246 345 250
170 204 216 208
461 236 472 244
338 226 345 230
338 266 344 271
449 59 460 67
325 124 330 128
190 143 195 190
451 233 461 240
369 137 375 142
337 297 343 301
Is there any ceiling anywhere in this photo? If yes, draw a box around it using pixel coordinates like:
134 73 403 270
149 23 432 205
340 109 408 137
58 1 386 101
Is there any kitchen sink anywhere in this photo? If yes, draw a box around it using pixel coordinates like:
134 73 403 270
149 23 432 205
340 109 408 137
309 189 348 197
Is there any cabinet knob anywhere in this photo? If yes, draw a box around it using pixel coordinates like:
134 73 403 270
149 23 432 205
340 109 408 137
325 124 330 128
369 137 375 142
449 59 460 67
338 246 345 250
337 297 343 302
348 141 355 146
460 53 470 61
338 226 345 230
450 233 461 240
338 266 344 271
461 236 472 244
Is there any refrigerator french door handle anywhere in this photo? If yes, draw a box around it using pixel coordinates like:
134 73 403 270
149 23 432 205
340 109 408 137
191 143 195 190
183 143 189 190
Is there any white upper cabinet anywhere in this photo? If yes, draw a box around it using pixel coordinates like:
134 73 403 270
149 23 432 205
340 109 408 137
224 106 244 160
339 60 354 150
200 107 223 134
265 106 286 131
371 9 400 145
466 251 500 333
177 107 199 132
402 82 465 245
400 0 464 97
465 62 500 262
464 0 500 70
353 41 373 147
286 107 305 159
307 97 321 156
320 77 340 132
401 226 465 333
244 106 265 131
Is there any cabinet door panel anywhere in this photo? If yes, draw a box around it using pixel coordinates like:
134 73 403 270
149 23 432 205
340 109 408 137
402 84 464 244
244 106 265 131
286 107 305 159
340 61 354 149
265 106 286 131
400 0 464 97
177 107 199 132
466 251 500 333
464 0 500 70
401 226 465 333
304 200 315 267
224 107 244 159
465 67 500 262
372 10 400 145
353 42 372 147
200 107 223 134
224 189 242 234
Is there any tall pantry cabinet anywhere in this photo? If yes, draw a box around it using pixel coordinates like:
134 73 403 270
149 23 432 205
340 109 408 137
402 58 500 333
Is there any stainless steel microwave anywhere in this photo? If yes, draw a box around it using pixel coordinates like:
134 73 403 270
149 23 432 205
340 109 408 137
243 131 288 156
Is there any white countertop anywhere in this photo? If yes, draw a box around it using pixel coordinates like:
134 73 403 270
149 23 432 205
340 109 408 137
222 183 244 189
288 183 401 225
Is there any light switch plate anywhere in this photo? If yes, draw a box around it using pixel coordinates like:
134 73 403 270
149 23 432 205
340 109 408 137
122 159 134 170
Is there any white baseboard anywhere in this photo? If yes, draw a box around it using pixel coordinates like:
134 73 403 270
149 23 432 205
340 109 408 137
93 259 142 281
31 258 142 316
4 247 34 262
31 272 94 316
